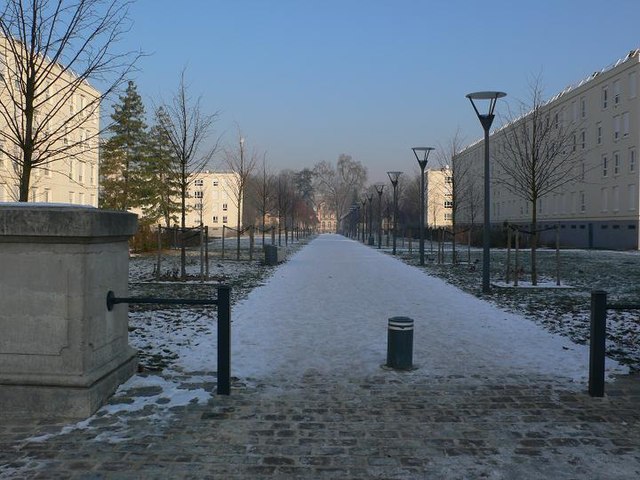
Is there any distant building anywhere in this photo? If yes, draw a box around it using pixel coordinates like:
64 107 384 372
455 49 640 249
0 36 100 206
316 201 337 233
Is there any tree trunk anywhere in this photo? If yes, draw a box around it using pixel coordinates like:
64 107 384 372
531 198 538 286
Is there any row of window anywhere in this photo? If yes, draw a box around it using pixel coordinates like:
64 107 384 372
602 148 636 177
194 179 220 187
0 183 96 205
494 184 637 219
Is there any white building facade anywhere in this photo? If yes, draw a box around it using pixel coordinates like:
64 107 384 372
0 36 100 206
455 49 640 249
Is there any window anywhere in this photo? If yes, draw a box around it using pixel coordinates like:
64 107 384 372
614 151 620 175
90 163 95 185
194 179 204 186
444 200 453 209
212 216 218 223
580 192 586 212
69 159 74 177
90 194 96 207
68 191 74 204
581 96 586 118
222 203 228 211
597 123 602 145
78 161 84 182
78 192 85 205
629 184 636 211
445 176 453 184
194 191 203 199
45 167 51 178
612 186 619 212
630 71 637 99
614 115 620 140
630 149 636 173
44 189 50 203
572 134 577 152
602 85 609 108
222 216 228 224
212 180 219 187
194 203 202 210
444 213 452 221
623 111 630 136
581 130 586 150
603 154 608 177
30 188 37 202
614 79 621 105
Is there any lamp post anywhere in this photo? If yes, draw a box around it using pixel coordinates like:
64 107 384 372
361 197 367 243
466 91 506 294
367 193 374 245
411 147 435 266
374 183 385 249
387 171 403 255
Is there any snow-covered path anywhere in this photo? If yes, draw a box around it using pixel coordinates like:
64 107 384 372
225 234 624 385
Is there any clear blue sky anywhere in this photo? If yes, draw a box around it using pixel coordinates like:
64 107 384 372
118 0 640 183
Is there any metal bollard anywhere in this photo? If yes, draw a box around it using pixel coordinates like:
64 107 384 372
589 290 607 397
387 316 414 370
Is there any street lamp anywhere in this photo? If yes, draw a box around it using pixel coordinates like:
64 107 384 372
374 183 385 249
412 147 435 266
387 171 403 255
361 198 367 243
367 193 374 245
466 91 506 293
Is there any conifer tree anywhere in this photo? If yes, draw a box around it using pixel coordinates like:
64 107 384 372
142 107 181 227
100 80 148 210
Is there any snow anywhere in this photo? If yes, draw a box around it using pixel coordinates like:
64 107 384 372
25 233 627 443
226 234 625 383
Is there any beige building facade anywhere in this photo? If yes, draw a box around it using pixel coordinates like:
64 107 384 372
425 168 453 228
0 36 100 206
184 170 242 234
455 49 640 249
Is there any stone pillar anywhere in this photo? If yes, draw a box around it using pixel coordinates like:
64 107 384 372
0 205 138 419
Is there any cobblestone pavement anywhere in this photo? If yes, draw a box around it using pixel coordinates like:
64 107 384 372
1 370 640 479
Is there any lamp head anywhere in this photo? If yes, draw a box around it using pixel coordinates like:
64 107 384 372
387 171 403 186
412 147 435 170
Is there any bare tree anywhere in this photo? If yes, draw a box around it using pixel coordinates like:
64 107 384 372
497 75 581 284
437 129 468 263
313 154 367 231
158 69 219 278
0 0 140 201
250 153 275 245
223 129 258 260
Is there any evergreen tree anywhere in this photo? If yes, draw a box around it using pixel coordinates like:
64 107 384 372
142 107 181 227
100 80 148 210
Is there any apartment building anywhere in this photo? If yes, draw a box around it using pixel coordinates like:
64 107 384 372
0 36 100 206
426 167 453 228
184 170 242 233
455 49 640 249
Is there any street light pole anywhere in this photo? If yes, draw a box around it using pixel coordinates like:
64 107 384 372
367 193 374 245
387 171 403 255
466 91 506 294
361 198 367 243
411 147 435 266
374 183 385 249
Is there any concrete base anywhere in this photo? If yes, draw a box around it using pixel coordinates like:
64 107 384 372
0 205 138 419
0 349 137 420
